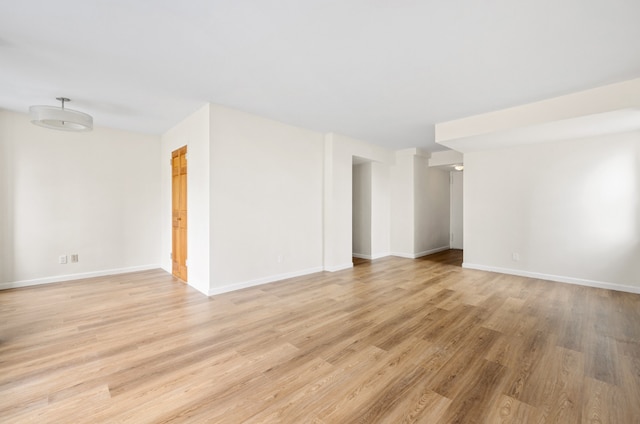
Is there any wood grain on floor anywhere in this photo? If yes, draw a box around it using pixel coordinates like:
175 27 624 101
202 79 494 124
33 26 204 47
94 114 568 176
1 250 639 423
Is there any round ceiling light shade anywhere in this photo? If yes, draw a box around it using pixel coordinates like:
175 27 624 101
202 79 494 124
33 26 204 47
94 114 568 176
29 97 93 132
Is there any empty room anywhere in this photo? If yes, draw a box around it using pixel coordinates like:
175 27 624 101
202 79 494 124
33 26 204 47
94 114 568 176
1 1 639 423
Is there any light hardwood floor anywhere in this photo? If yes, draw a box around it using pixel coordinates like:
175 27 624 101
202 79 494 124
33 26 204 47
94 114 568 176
1 250 639 423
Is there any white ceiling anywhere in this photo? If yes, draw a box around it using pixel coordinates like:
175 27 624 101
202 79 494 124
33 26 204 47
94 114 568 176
1 0 639 151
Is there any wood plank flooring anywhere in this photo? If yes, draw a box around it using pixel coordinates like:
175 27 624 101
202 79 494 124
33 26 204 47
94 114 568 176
1 250 640 423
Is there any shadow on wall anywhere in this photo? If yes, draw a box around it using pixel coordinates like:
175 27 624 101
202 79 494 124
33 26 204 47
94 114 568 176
527 138 640 285
602 149 640 284
582 147 637 249
0 127 15 284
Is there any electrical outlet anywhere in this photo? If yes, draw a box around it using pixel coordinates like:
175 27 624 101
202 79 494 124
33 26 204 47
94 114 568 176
512 252 520 262
277 254 283 263
70 254 79 263
59 255 67 264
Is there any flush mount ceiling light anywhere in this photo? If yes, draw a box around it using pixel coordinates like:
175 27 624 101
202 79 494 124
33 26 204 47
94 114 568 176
454 165 464 171
29 97 93 132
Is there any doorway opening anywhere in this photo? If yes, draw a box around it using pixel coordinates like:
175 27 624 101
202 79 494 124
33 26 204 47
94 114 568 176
352 156 372 265
450 170 463 250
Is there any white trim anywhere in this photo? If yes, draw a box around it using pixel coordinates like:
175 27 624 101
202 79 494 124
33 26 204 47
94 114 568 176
147 266 211 297
188 282 211 296
324 263 353 272
391 252 415 259
208 266 324 296
0 264 162 290
462 263 640 294
391 246 450 259
414 246 451 258
352 252 391 260
352 253 372 260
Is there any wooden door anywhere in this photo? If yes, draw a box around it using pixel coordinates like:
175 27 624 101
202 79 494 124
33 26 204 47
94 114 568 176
172 146 188 281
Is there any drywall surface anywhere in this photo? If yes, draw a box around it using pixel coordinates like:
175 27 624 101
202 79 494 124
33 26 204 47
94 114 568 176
352 162 372 257
160 103 211 295
0 109 161 288
464 131 640 290
390 150 415 256
209 105 324 291
324 133 393 271
414 155 450 255
370 161 391 258
428 149 464 167
390 149 450 258
436 78 640 145
450 171 464 249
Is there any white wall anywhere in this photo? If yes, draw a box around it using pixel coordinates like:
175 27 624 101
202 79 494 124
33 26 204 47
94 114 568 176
429 150 464 167
160 103 211 295
0 109 161 288
414 155 450 255
352 162 372 258
1 103 455 294
391 149 451 258
390 150 415 256
370 161 391 259
464 131 640 291
209 105 324 293
323 133 393 271
450 171 464 249
163 105 401 294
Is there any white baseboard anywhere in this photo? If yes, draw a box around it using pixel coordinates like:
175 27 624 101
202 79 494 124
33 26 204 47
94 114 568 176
462 263 640 294
391 252 414 259
352 252 390 260
208 266 324 296
391 245 450 259
0 264 162 291
324 263 354 272
414 246 451 258
352 253 372 260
